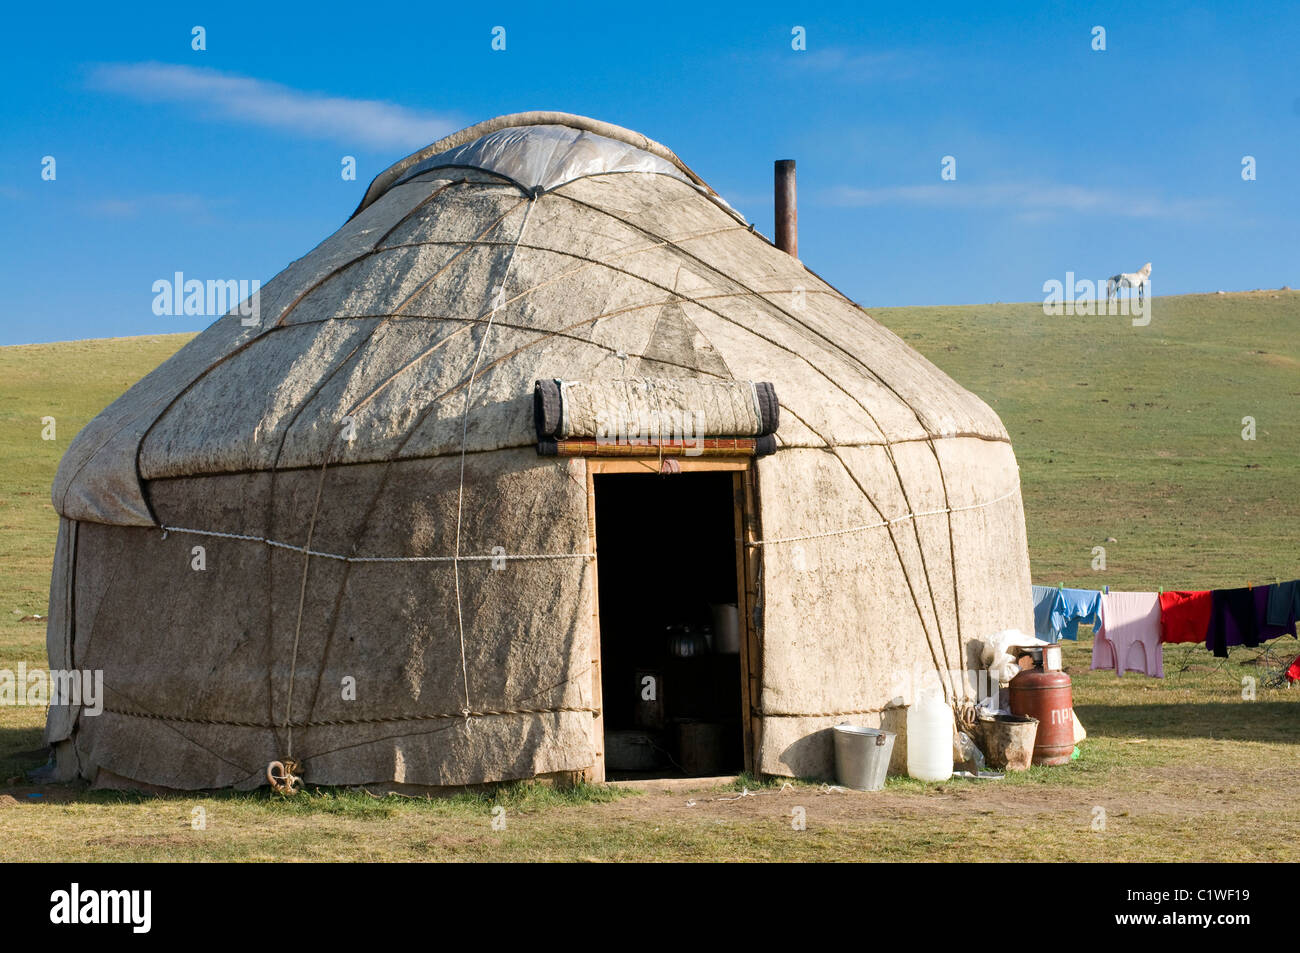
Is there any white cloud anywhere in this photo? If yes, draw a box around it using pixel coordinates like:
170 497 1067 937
83 193 226 219
825 182 1216 220
89 62 458 150
788 47 926 81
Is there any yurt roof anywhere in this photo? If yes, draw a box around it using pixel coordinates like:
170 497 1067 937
53 111 1009 527
351 111 731 217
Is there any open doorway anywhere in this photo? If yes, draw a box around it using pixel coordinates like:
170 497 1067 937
593 469 746 779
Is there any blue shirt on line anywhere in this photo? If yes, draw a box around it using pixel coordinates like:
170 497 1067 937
1030 585 1103 642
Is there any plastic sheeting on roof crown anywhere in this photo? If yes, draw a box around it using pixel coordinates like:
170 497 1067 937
394 124 693 194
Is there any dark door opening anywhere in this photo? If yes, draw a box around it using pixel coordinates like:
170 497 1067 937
594 470 745 779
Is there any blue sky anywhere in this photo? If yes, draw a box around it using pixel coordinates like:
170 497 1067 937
1 1 1296 345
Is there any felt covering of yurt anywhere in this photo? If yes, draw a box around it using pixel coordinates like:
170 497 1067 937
44 112 1034 790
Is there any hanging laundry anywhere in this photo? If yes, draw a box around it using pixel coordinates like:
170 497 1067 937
1206 587 1257 658
1254 584 1297 643
1050 587 1103 641
1265 580 1300 629
1031 585 1061 642
1092 591 1163 677
1158 590 1212 644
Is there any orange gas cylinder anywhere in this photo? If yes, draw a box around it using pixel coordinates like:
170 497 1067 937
1008 667 1074 765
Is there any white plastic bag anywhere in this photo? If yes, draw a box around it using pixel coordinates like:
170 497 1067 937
980 629 1050 686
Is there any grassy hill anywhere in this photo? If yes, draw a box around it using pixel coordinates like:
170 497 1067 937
0 334 196 767
1 289 1297 630
0 296 1296 860
870 290 1300 590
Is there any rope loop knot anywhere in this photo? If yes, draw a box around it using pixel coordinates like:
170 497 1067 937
267 758 303 795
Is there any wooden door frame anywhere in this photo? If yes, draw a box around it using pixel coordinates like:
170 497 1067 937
583 457 760 782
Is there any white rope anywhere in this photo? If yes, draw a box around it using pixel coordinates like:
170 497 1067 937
284 458 330 756
452 198 537 720
160 484 1017 559
160 525 592 564
747 486 1021 548
713 781 795 802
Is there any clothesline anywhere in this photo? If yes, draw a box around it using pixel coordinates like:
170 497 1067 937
1029 580 1300 680
1033 579 1293 594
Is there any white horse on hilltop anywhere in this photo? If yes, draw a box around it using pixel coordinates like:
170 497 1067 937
1107 262 1152 306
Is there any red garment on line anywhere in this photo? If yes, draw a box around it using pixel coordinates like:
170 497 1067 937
1158 590 1212 644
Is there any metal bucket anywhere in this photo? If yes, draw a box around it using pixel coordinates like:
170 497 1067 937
972 714 1039 771
832 725 895 791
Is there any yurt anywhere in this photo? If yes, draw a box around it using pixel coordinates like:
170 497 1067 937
45 112 1034 791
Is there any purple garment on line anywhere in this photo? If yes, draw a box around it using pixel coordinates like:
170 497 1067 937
1207 586 1297 657
1208 587 1255 657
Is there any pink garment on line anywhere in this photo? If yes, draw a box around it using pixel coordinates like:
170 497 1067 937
1092 591 1163 678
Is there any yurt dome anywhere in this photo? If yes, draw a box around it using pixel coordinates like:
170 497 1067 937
46 112 1033 790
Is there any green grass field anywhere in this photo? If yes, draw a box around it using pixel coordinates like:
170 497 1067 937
3 635 1296 862
0 336 195 782
1 292 1297 861
872 289 1300 590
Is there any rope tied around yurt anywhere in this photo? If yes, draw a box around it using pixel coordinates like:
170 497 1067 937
450 195 538 729
157 525 594 564
283 456 331 759
103 704 598 729
955 699 979 735
744 486 1021 548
